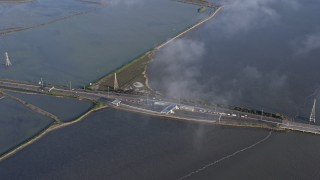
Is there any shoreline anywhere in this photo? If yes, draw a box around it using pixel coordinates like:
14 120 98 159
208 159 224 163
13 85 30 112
1 4 288 163
113 103 285 133
0 90 107 162
144 6 222 90
156 6 222 50
0 105 108 162
91 6 222 92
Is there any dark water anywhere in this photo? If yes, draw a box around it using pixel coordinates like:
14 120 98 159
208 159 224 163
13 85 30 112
6 91 93 122
149 0 320 122
0 97 52 156
0 0 208 87
192 132 320 180
0 109 319 179
1 1 320 179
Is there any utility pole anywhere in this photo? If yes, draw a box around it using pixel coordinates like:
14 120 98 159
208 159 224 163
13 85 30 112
69 81 72 90
114 73 119 91
261 108 263 120
40 77 43 88
4 52 12 67
310 98 316 123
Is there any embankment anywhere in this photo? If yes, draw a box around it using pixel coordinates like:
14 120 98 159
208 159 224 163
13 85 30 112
92 6 223 92
113 103 284 132
0 92 107 162
0 8 99 36
156 6 222 50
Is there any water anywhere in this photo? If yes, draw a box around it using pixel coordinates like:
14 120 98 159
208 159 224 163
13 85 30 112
183 132 320 180
0 0 97 30
0 97 53 156
1 1 320 179
0 0 209 87
0 109 269 179
6 91 93 122
149 0 320 122
0 109 319 179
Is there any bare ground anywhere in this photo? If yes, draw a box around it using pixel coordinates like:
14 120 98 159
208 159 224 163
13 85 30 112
89 51 155 94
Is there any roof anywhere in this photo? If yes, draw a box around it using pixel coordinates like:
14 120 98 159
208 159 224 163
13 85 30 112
112 99 121 104
161 104 177 114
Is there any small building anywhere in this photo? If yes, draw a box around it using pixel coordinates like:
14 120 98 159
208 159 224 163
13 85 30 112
112 99 121 106
161 104 178 114
180 105 195 112
154 101 170 106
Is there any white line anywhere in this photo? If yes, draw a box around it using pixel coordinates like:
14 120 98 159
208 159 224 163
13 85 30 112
177 131 272 180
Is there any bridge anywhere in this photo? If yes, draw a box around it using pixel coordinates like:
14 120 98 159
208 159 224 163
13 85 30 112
1 78 320 135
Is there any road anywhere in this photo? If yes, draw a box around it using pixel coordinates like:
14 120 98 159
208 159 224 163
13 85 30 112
1 78 320 135
0 78 137 102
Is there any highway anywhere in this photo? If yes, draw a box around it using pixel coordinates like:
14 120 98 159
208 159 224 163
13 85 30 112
0 78 131 101
1 78 320 135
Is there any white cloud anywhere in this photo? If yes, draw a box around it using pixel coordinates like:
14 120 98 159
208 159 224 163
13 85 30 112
150 39 206 99
209 0 300 35
294 31 320 55
242 66 262 80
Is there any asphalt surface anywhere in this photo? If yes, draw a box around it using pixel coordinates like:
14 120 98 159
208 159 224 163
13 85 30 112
1 78 320 134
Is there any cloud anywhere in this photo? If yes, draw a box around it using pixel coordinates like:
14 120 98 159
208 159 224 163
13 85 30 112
294 31 320 55
149 39 205 99
242 66 262 80
149 34 292 106
209 0 300 35
148 0 318 118
269 74 287 89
